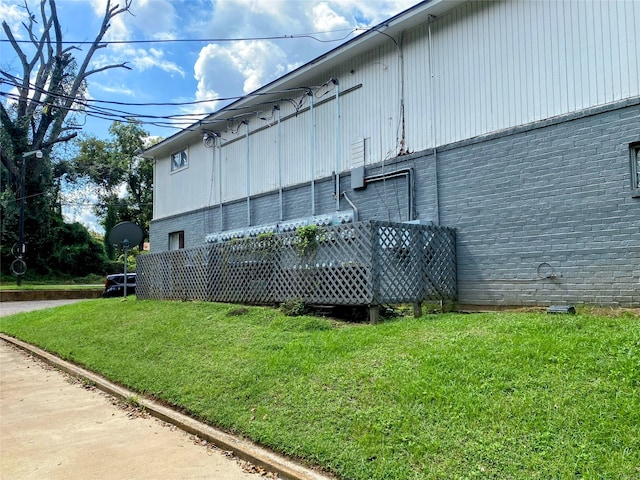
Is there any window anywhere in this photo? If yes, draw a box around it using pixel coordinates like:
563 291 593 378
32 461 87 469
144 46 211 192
171 149 188 172
169 231 184 250
631 143 640 197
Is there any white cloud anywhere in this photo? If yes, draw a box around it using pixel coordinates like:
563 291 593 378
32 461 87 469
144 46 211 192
0 0 28 36
309 3 350 32
193 45 223 106
194 39 291 100
191 1 420 98
127 0 178 40
90 0 128 41
88 0 177 43
92 46 185 77
87 0 184 77
325 0 419 26
130 47 185 76
235 40 291 93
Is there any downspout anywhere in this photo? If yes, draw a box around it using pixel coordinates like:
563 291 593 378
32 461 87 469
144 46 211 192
334 79 340 211
308 89 315 217
276 105 283 221
218 135 223 231
398 32 406 155
244 120 250 226
428 15 440 225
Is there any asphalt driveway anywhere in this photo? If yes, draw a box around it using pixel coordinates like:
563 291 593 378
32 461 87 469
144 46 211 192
0 299 87 317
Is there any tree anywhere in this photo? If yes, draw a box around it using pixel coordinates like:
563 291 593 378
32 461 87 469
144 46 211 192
0 0 132 276
68 121 154 257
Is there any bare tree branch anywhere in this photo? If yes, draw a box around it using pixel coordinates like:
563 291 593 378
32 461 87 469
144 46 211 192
41 132 78 148
47 0 133 144
1 21 30 118
1 0 134 196
85 63 132 77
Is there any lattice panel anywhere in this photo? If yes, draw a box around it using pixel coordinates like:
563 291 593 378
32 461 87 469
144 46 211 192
137 221 456 306
421 226 457 300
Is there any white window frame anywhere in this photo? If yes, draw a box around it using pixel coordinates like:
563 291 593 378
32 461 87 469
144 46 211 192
169 231 184 250
171 148 188 172
631 142 640 198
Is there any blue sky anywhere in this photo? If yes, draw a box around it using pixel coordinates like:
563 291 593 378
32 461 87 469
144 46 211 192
1 0 419 231
2 0 419 139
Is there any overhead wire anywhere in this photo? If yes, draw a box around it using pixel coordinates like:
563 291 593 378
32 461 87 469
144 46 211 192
0 28 366 46
0 21 375 133
1 75 322 131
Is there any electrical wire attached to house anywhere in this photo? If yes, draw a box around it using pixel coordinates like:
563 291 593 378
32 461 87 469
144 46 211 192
0 76 324 132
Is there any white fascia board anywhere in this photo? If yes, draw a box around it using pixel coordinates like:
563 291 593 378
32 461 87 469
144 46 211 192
143 0 464 159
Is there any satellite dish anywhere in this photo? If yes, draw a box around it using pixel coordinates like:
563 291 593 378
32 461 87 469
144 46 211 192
109 222 143 249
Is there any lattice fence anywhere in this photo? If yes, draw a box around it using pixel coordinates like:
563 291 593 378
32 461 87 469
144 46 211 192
137 221 456 306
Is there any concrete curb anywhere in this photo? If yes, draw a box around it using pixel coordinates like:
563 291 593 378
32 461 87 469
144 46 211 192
0 333 335 480
0 289 102 302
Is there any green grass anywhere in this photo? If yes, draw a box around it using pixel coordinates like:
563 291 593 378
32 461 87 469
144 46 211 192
1 300 639 479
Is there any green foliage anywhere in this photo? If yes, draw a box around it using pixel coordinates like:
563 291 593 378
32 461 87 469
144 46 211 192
295 224 324 257
0 1 133 279
1 201 108 278
49 221 108 276
102 203 119 260
251 231 281 258
280 299 309 316
2 304 638 480
115 249 142 272
67 122 153 246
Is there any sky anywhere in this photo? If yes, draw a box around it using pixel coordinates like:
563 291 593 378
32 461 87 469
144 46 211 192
1 0 421 231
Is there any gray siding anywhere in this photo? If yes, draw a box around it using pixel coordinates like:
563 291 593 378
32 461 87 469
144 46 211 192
150 98 640 306
441 99 640 307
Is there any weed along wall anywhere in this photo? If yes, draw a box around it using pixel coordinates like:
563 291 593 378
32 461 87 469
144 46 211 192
138 221 456 320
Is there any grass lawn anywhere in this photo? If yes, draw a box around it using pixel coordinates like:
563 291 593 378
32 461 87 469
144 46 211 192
1 300 639 479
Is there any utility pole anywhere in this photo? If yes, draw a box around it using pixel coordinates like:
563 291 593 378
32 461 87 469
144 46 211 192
15 150 43 286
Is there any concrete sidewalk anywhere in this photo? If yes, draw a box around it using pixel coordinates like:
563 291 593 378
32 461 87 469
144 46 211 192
0 301 332 480
0 340 265 480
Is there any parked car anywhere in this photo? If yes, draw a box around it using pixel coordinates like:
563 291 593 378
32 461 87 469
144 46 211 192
103 273 136 298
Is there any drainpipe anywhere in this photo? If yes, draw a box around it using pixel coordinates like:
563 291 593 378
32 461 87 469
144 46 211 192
428 15 440 225
218 135 223 231
244 120 250 226
365 167 414 221
308 89 315 217
276 106 283 221
334 79 340 211
342 192 359 221
398 32 406 155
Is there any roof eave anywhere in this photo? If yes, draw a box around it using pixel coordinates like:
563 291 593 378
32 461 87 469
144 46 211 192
143 0 463 158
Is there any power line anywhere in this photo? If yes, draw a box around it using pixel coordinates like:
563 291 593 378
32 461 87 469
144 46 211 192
0 74 321 108
0 28 365 46
0 74 319 131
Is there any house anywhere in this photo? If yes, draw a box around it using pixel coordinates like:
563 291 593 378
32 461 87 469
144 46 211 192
143 0 640 307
